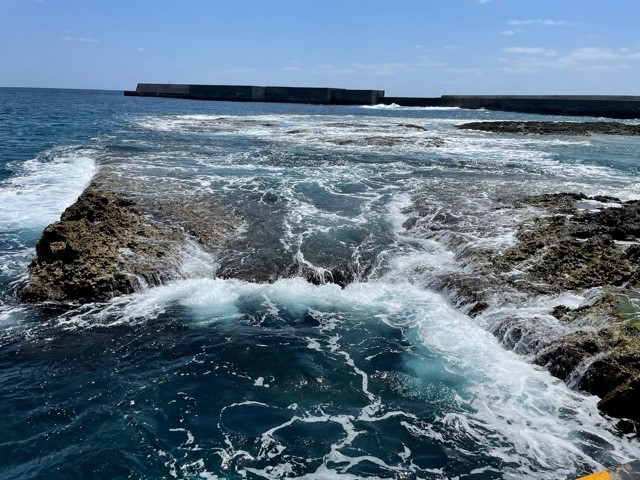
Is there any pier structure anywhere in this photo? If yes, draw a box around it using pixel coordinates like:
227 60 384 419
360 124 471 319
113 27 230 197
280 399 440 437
125 84 640 118
383 94 640 119
125 83 384 106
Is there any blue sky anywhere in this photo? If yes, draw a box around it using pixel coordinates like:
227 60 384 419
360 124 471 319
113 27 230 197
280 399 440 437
1 0 639 95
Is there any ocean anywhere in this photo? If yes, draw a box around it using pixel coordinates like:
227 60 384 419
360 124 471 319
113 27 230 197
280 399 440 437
0 87 639 479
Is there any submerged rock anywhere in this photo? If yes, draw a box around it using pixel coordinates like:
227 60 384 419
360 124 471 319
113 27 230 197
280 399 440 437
457 121 640 136
398 123 428 131
329 136 445 148
300 263 357 288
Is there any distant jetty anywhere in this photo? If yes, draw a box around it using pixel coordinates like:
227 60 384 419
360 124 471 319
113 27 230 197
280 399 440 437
125 83 640 118
124 83 384 106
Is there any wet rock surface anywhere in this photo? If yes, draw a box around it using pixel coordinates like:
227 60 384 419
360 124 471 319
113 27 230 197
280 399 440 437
19 173 236 303
19 179 180 302
327 136 445 148
497 196 640 427
458 121 640 136
496 195 640 291
20 170 360 304
403 191 640 428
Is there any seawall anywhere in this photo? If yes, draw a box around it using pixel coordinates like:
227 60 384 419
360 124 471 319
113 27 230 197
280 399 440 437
385 95 640 119
125 83 384 106
125 84 640 118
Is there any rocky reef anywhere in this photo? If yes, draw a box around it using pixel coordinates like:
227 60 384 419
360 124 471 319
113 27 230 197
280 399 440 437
19 166 640 428
496 193 640 291
403 192 640 429
498 194 640 427
19 170 357 303
458 121 640 136
20 180 174 302
19 173 235 303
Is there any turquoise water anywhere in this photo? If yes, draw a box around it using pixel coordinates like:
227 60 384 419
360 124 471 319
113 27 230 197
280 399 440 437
0 87 639 479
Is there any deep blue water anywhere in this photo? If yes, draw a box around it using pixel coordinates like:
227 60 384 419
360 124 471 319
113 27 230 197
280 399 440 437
0 87 639 479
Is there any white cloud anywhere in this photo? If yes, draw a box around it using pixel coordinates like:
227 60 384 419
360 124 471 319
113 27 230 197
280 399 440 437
499 46 640 74
136 47 145 52
501 30 517 36
564 47 621 61
477 0 491 3
504 47 558 56
282 66 301 72
62 36 100 43
509 19 577 27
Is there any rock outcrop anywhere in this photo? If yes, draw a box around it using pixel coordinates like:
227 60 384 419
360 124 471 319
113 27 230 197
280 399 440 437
495 195 640 428
19 170 238 303
458 121 640 136
19 169 356 303
19 179 182 302
496 194 640 291
402 192 640 430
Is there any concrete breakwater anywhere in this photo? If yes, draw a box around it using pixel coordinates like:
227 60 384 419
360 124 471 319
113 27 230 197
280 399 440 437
124 83 385 105
384 95 640 119
125 83 640 118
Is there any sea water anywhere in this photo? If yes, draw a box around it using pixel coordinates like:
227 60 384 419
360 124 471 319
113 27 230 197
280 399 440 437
0 88 639 479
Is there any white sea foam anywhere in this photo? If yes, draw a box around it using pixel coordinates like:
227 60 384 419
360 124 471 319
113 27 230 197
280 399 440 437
360 104 463 111
0 152 96 231
51 276 640 478
0 152 97 280
133 112 638 192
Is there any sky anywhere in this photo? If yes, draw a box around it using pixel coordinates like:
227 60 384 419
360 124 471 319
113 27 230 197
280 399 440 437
1 0 639 96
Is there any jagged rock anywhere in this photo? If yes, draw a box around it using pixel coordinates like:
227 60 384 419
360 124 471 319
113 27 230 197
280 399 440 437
535 332 603 381
578 338 640 396
458 121 640 137
498 196 640 424
467 301 489 318
496 196 640 291
599 376 640 424
530 192 589 214
19 181 180 303
301 264 356 288
402 190 640 427
19 169 239 304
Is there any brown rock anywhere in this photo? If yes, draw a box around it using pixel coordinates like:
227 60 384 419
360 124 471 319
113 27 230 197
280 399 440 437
598 375 640 422
457 121 640 137
19 181 180 303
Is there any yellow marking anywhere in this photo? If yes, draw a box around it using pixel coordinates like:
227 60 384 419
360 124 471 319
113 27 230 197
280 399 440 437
577 471 612 480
